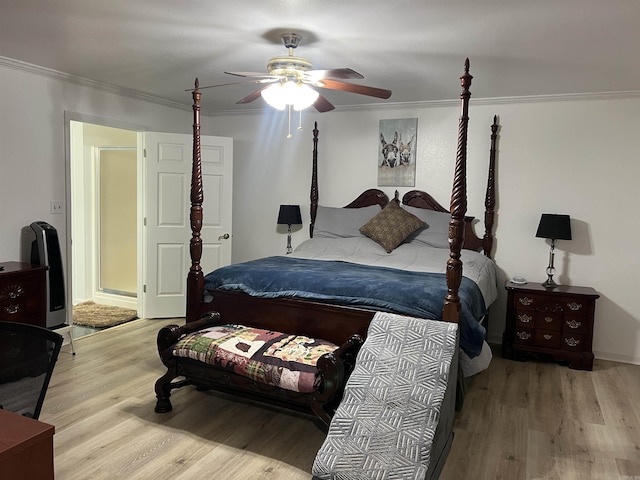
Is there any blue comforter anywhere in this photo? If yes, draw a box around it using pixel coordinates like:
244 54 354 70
204 256 487 357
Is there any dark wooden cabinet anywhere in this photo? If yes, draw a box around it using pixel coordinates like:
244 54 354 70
0 262 47 327
0 409 55 479
502 281 599 370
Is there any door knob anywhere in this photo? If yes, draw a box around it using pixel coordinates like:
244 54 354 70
218 233 230 240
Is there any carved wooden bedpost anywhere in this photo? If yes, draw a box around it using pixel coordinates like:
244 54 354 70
310 122 319 237
483 115 499 258
186 78 204 323
443 59 473 323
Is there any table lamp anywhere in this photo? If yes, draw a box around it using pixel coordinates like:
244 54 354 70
277 205 302 254
535 213 572 288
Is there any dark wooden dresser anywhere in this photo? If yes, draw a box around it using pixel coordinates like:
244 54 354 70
0 262 48 327
502 281 599 370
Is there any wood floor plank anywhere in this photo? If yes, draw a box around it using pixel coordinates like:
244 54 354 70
592 360 640 429
41 320 640 480
558 367 605 425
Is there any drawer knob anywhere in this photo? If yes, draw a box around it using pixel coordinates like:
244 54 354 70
566 320 582 329
543 334 553 340
0 284 24 300
518 297 533 306
567 302 582 311
4 304 19 315
564 337 581 347
516 331 532 340
518 314 533 323
544 316 554 323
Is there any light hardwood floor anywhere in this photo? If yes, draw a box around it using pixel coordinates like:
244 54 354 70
42 318 640 480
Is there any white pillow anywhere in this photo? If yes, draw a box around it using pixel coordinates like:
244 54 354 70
313 205 382 238
403 205 451 248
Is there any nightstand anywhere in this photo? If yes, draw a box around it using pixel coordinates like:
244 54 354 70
0 262 48 327
502 281 599 370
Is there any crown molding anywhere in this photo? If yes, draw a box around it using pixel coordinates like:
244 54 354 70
207 89 640 116
0 56 191 112
333 89 640 112
4 55 639 117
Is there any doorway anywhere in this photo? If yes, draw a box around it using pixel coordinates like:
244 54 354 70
65 112 234 325
68 120 140 315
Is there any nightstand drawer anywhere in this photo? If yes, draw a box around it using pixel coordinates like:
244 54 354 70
515 311 534 327
514 327 535 346
514 293 537 310
536 311 562 331
564 299 587 314
535 329 561 349
562 334 586 352
563 316 587 334
515 293 563 312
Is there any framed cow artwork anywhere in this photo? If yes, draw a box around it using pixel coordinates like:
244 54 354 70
378 118 417 187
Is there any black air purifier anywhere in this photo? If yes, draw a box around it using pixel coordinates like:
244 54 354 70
21 221 67 329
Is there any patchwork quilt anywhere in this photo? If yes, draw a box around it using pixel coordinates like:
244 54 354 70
172 324 338 393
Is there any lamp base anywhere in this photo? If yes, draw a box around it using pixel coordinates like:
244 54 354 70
286 230 292 255
542 245 558 288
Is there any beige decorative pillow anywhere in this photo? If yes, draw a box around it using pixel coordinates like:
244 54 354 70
359 200 426 253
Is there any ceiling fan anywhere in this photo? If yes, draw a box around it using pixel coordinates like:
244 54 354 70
197 33 392 112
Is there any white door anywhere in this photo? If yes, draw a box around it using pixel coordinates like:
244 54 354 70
141 132 233 318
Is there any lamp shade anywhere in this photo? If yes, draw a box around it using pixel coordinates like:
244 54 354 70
277 205 302 226
535 214 572 240
261 82 319 111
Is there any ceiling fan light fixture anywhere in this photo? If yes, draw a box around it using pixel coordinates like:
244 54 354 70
292 83 319 111
261 81 319 111
261 83 288 110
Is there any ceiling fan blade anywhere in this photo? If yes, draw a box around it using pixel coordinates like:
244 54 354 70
305 68 364 80
187 78 278 92
313 95 335 113
316 79 392 99
225 71 278 79
236 86 270 104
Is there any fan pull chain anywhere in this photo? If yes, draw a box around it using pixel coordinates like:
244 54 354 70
285 105 306 139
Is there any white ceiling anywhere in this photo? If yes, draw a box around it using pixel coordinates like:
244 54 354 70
2 0 639 113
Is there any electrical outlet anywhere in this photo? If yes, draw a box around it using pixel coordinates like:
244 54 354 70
50 201 64 214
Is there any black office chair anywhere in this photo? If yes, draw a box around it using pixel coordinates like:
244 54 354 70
0 321 63 419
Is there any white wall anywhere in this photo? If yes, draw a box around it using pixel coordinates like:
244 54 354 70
206 94 640 366
0 61 191 268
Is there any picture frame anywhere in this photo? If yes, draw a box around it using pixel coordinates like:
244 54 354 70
377 118 418 187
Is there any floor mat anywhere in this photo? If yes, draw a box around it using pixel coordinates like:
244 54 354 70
72 301 138 328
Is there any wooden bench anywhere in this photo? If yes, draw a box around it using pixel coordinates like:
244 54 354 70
154 312 363 427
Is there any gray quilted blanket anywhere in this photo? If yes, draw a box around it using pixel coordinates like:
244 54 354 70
312 311 458 480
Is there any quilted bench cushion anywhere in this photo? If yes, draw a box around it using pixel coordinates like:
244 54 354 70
172 324 338 393
312 311 458 480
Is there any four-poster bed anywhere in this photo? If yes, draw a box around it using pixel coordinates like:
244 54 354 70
180 75 498 353
155 60 499 473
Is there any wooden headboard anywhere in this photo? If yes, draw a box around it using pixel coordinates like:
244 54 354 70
308 115 499 259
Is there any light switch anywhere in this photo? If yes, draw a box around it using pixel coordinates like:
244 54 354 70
50 201 64 214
